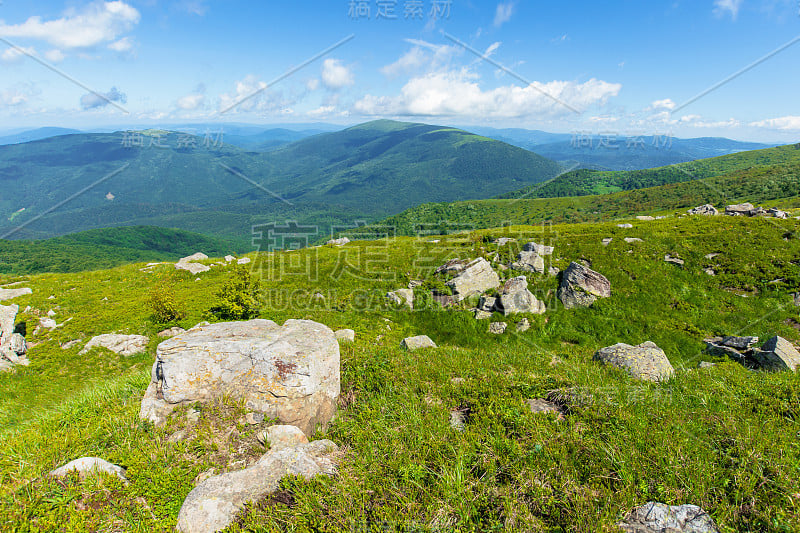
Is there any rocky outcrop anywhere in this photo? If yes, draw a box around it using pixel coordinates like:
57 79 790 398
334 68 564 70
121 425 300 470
139 319 340 436
326 237 350 246
558 262 611 309
176 440 338 533
498 276 546 316
688 204 719 216
401 335 437 351
725 203 756 216
80 334 149 356
510 251 545 273
0 287 32 301
617 502 720 533
0 304 28 369
593 341 674 382
705 335 799 371
50 457 127 481
387 289 414 309
176 253 211 274
522 241 554 256
446 258 500 302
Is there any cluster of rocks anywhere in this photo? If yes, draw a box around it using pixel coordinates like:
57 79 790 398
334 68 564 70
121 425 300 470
704 335 800 371
176 253 211 274
0 304 28 370
326 237 351 246
688 203 789 219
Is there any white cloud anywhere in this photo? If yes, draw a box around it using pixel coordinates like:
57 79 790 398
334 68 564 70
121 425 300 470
0 46 36 63
321 59 354 90
0 87 32 107
44 49 65 63
381 39 460 77
180 0 209 16
306 78 320 91
493 2 516 28
714 0 743 19
484 42 502 57
80 86 126 110
218 75 295 114
108 36 133 52
0 1 140 49
354 69 621 119
647 98 676 111
750 115 800 130
177 91 205 111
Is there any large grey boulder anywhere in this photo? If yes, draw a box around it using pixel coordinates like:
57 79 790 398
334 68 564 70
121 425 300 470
50 457 127 481
750 336 800 372
725 203 756 216
0 304 18 344
558 262 611 309
594 341 674 382
176 253 211 274
140 319 339 437
401 335 437 351
618 502 720 533
0 287 32 301
511 251 545 273
446 258 500 302
498 276 546 316
0 304 28 368
767 207 789 219
688 204 719 216
80 334 149 356
176 440 338 533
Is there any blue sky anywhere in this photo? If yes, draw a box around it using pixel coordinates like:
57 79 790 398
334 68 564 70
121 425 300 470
0 0 798 141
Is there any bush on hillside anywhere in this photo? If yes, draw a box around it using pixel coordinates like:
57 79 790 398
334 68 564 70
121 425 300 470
205 265 263 321
149 282 185 324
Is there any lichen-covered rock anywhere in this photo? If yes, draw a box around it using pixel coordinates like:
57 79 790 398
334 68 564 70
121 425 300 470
558 262 611 309
498 276 545 316
446 258 500 302
387 289 414 309
618 502 720 533
688 204 719 216
750 336 800 372
511 251 545 273
260 425 309 450
594 341 674 382
80 334 149 356
489 322 507 335
522 241 554 256
176 440 338 533
139 319 340 437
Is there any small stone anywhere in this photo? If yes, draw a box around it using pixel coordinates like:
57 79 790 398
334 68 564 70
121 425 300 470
516 318 531 333
261 425 309 450
617 224 633 229
474 310 492 320
246 412 265 425
187 409 201 424
664 254 685 266
618 502 720 533
401 335 437 351
237 258 251 265
602 238 613 246
624 237 643 243
50 457 127 481
489 322 507 335
699 362 716 369
526 398 561 415
449 409 468 432
636 216 655 221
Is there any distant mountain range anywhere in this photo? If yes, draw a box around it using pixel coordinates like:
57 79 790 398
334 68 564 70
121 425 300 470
0 120 560 244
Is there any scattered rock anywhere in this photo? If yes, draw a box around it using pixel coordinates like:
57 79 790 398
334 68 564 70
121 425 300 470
245 412 265 425
698 362 716 369
548 266 560 276
494 237 516 246
767 207 789 219
474 310 492 320
449 406 470 432
664 254 685 266
750 336 800 372
705 253 720 260
140 319 340 436
50 457 127 481
435 259 468 275
602 238 613 246
725 203 756 216
516 318 531 333
511 251 545 273
401 335 437 351
688 204 719 216
176 253 211 274
793 292 800 307
478 295 497 313
176 440 338 533
617 224 633 229
80 334 149 356
446 258 500 302
594 341 674 382
558 262 611 309
38 317 57 331
489 322 507 334
326 237 350 246
624 237 643 244
387 289 414 309
636 216 655 221
60 339 82 350
617 502 720 533
0 304 18 344
498 276 546 315
0 287 32 301
158 327 187 338
237 257 251 265
704 269 716 276
522 241 554 255
526 398 562 416
407 280 423 289
224 255 235 262
334 329 355 342
261 425 309 450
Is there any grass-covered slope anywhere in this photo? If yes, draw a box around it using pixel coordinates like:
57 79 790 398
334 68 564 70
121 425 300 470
0 213 799 531
0 226 243 275
504 143 800 199
378 158 800 236
0 120 561 241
